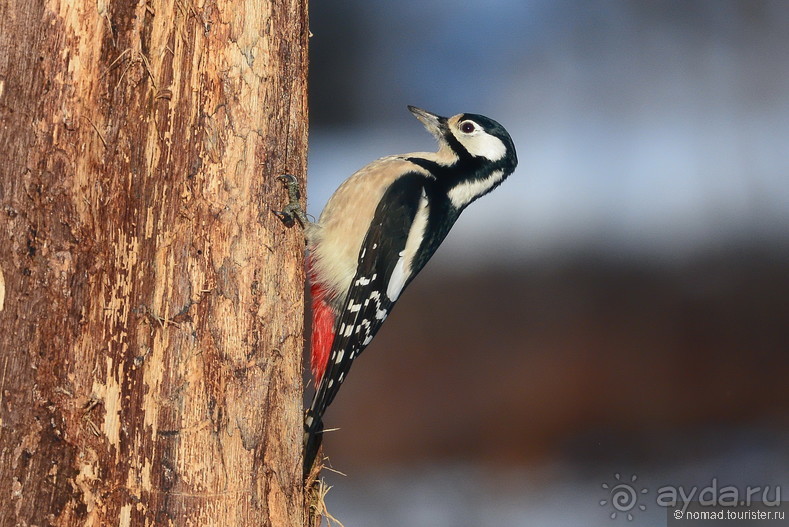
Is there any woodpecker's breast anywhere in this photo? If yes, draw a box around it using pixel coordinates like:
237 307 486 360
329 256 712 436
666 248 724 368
308 156 434 305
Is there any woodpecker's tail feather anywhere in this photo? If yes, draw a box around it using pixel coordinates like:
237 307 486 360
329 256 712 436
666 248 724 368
305 261 335 478
304 377 332 477
304 411 324 478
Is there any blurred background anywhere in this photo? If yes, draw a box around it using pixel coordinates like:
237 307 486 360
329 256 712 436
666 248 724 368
305 1 789 525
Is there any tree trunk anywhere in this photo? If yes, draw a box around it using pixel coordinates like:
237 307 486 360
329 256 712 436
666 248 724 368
0 0 308 524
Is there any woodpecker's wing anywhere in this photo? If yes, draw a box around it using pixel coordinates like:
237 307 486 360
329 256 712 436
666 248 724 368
308 173 430 424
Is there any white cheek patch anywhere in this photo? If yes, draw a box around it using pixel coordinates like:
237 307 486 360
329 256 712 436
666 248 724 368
451 128 507 162
466 134 507 161
447 169 505 209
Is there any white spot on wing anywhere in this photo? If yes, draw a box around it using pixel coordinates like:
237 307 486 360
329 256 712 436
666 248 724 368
336 349 344 363
386 189 430 301
387 259 408 301
448 170 505 209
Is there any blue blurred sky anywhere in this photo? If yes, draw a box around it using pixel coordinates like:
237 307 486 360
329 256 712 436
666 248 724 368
307 0 789 265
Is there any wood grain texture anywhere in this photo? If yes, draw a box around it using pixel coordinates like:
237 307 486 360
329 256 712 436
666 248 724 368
0 0 308 524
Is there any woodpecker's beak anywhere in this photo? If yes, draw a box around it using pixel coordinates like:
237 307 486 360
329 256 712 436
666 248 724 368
408 106 447 139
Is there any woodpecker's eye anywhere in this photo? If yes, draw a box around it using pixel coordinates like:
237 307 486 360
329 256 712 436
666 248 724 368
460 121 476 134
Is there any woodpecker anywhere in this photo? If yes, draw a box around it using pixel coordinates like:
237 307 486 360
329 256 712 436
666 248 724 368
276 106 517 475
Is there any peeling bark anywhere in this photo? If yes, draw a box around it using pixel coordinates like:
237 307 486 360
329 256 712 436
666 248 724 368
0 0 308 525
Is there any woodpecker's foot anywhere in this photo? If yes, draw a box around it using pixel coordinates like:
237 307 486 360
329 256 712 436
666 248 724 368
273 174 308 228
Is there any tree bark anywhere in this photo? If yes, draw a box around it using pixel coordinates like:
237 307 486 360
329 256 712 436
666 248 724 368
0 0 308 524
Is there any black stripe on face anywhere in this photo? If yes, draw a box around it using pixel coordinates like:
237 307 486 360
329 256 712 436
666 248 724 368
444 126 474 161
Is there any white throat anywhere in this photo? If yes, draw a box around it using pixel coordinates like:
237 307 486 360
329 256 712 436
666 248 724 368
447 169 505 209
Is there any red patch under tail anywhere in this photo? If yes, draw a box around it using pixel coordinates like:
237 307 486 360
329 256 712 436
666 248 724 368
310 280 335 385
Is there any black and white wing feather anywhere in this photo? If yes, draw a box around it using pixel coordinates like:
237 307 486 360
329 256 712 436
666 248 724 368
308 173 430 428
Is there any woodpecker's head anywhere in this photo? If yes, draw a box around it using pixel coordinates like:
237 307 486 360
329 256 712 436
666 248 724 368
407 105 517 173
